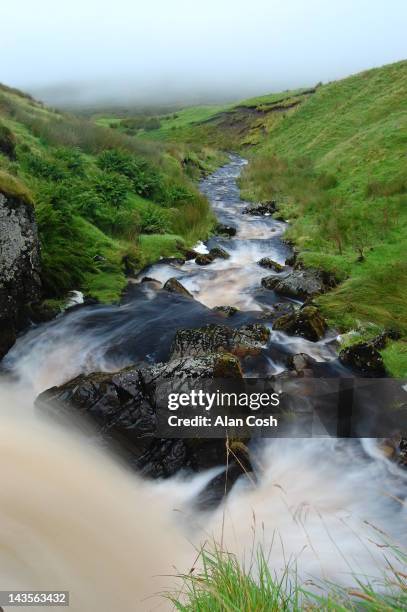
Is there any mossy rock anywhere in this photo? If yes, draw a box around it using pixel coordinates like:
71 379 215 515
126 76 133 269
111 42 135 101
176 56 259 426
273 306 327 341
258 257 284 272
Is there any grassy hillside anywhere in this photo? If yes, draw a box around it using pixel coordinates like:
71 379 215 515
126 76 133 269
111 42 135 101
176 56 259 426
0 84 218 302
238 60 407 375
94 88 315 149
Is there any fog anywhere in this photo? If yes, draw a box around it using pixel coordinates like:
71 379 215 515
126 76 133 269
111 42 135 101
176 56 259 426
2 0 407 106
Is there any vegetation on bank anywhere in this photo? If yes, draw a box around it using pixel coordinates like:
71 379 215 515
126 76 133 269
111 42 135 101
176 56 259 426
237 60 407 375
171 544 407 611
0 83 219 302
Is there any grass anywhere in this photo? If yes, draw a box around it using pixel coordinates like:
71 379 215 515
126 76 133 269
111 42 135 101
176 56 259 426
0 169 33 203
0 84 216 302
170 544 407 611
382 341 407 378
137 233 185 266
237 60 407 375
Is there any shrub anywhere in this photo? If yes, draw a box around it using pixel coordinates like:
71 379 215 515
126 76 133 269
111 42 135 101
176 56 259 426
54 147 86 176
92 172 131 208
139 206 168 234
97 149 161 198
158 182 194 206
19 150 67 181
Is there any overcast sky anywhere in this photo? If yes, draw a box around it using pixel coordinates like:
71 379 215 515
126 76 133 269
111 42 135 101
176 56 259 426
2 0 407 105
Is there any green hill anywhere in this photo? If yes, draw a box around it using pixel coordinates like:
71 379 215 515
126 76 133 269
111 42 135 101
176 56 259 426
238 60 407 374
0 84 217 302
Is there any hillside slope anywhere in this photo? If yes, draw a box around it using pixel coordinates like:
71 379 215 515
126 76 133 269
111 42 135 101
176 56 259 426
0 84 216 303
238 60 407 374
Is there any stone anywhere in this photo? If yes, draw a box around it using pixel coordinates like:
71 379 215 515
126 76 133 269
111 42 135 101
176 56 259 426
170 323 270 360
273 306 327 341
163 277 193 298
35 353 243 479
195 253 214 265
0 190 41 359
243 201 277 215
178 247 199 260
213 305 239 317
339 342 386 376
261 269 326 300
209 246 230 260
214 223 237 237
286 353 317 374
257 257 284 272
256 302 296 322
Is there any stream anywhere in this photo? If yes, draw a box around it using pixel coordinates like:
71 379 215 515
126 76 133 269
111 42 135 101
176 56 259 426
0 155 406 610
3 155 338 394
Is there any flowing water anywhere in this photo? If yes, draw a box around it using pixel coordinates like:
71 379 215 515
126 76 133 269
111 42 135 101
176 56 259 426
0 155 406 610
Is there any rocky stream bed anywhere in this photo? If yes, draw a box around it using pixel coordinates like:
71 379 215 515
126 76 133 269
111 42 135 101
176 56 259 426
3 155 406 505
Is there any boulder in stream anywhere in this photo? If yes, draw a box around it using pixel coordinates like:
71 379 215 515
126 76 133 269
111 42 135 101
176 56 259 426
170 323 270 360
286 352 317 375
256 302 296 322
214 223 237 237
163 277 193 298
209 246 230 260
273 306 327 341
261 269 327 300
213 305 239 317
176 244 199 260
35 353 244 479
243 201 277 215
195 253 214 265
257 257 284 272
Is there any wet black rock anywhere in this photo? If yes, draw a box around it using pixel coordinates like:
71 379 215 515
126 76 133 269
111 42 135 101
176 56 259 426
158 256 186 266
213 305 239 317
141 276 162 285
256 302 296 322
214 223 237 237
170 323 270 360
0 189 41 359
273 306 327 342
209 246 230 260
261 269 327 300
286 353 317 375
163 277 193 298
35 354 243 479
195 253 214 265
285 249 298 267
338 330 400 377
178 247 199 260
339 342 385 376
257 257 284 272
192 461 252 511
243 201 277 215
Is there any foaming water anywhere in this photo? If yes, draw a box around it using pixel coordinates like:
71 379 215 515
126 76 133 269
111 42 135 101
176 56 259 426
0 388 191 611
145 156 291 310
209 439 407 585
0 386 406 611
